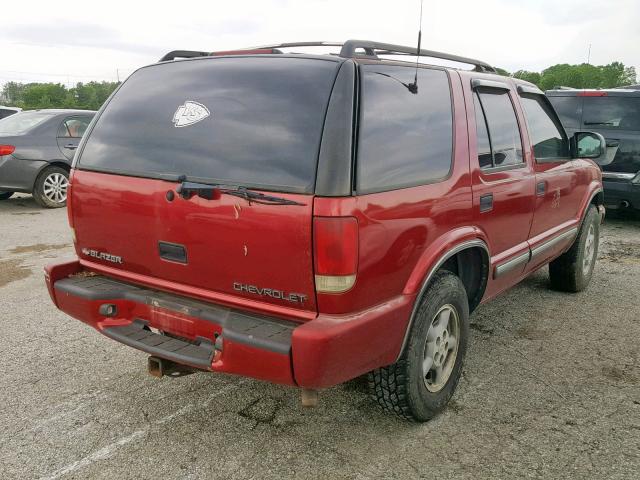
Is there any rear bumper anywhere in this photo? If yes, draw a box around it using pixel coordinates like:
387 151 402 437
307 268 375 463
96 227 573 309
0 155 46 192
45 260 413 389
603 179 640 209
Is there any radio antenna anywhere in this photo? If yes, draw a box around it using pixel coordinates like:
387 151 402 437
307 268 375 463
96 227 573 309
408 0 423 94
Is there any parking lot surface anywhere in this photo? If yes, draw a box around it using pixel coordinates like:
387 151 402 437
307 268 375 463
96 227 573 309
0 194 638 479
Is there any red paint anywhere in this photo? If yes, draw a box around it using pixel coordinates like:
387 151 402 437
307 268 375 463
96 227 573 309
46 64 602 390
210 49 277 56
578 91 607 97
70 170 317 319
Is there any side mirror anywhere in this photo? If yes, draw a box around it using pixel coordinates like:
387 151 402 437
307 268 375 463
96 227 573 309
572 131 612 165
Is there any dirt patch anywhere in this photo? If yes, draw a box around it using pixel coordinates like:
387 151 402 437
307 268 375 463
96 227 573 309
516 324 548 340
599 242 640 264
0 259 32 288
601 365 638 384
9 243 70 254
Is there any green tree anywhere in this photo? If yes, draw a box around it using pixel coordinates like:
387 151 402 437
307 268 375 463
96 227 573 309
512 62 637 90
1 81 120 110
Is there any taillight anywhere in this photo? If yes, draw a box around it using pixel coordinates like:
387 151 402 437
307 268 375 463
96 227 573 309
313 216 358 293
0 145 15 156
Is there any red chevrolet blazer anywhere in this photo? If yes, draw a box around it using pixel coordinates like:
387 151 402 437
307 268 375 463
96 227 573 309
45 40 607 421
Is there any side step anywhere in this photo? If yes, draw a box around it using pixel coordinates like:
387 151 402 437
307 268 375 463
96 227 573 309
102 320 215 370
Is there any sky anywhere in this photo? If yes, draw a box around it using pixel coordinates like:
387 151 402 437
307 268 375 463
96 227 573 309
1 0 638 87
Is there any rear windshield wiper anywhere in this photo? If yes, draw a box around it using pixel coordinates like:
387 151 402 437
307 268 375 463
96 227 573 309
175 180 305 206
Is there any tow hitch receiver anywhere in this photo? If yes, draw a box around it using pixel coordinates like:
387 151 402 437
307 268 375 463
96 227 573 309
148 356 198 378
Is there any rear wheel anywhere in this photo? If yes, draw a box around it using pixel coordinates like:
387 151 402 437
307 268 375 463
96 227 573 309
549 205 600 292
0 191 14 201
368 271 469 422
33 166 69 208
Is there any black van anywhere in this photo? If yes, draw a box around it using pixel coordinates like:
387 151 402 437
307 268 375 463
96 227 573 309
547 88 640 211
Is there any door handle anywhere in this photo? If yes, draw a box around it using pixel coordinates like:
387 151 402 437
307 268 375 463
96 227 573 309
64 144 78 150
479 194 493 212
536 181 546 196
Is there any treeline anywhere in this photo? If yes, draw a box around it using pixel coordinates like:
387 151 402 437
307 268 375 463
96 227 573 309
0 81 120 110
0 62 636 111
499 61 636 90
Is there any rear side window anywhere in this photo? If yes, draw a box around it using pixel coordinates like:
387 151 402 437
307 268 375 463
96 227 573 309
520 95 569 160
548 96 582 128
582 96 640 131
78 57 340 193
0 109 17 120
58 117 92 138
473 89 523 169
357 65 453 193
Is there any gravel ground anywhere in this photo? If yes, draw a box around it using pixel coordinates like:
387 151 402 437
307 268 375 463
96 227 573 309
0 194 638 480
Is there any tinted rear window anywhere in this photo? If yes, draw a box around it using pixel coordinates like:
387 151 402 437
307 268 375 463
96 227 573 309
582 96 640 131
547 96 582 128
357 65 453 193
0 111 51 134
0 109 18 120
78 57 340 193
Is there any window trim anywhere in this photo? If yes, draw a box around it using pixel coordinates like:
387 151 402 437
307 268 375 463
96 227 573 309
354 64 455 195
519 92 571 163
473 88 527 173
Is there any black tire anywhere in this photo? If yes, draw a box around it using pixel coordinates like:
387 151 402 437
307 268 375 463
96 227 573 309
0 191 14 201
549 205 600 293
33 166 69 208
368 271 470 422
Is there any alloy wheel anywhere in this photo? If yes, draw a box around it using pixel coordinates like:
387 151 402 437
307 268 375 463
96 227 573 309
422 304 460 393
42 172 68 204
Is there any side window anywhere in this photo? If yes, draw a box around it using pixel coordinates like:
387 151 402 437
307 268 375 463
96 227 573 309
473 93 493 169
357 65 453 193
58 117 91 138
473 88 524 169
520 95 569 160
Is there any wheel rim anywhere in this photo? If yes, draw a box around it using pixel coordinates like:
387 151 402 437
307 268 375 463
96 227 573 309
582 224 596 276
422 304 460 393
42 172 68 204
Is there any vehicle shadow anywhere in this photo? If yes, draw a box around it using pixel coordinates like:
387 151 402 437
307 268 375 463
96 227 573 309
0 194 45 213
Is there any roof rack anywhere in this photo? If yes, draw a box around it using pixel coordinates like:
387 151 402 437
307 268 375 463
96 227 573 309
159 40 496 73
255 40 495 73
159 50 212 62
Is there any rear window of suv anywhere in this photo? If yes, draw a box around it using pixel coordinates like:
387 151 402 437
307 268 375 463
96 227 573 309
582 96 640 131
78 57 340 193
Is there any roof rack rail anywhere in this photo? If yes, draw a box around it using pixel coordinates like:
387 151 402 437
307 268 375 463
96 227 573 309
159 50 212 62
159 40 495 73
340 40 495 72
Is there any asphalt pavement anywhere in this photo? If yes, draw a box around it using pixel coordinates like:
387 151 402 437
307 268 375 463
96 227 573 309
0 194 638 479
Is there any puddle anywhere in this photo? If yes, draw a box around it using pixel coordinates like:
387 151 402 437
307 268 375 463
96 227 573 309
0 258 32 288
9 243 71 254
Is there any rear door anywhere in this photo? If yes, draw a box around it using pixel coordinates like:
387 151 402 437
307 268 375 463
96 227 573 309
72 56 342 317
56 116 92 160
